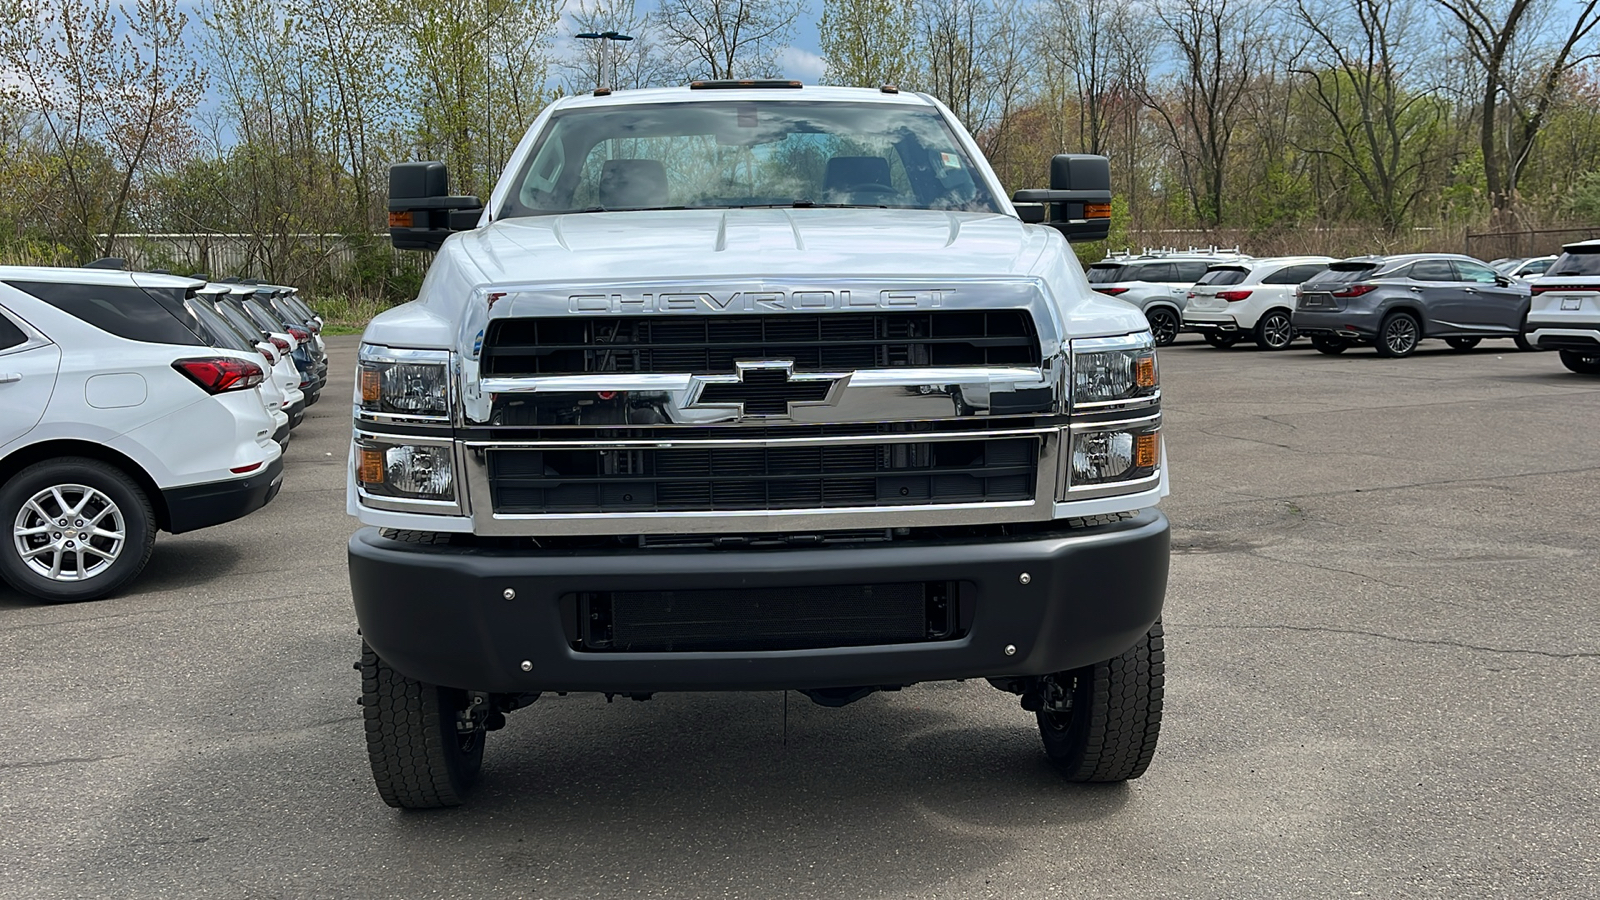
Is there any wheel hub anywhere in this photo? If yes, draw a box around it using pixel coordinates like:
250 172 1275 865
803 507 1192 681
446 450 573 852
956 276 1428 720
12 484 125 582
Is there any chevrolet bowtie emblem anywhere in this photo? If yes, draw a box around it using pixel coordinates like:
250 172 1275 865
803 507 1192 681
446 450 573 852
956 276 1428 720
686 361 851 419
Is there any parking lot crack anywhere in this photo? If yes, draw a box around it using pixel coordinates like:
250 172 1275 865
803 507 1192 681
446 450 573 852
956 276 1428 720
0 753 127 771
1174 622 1599 660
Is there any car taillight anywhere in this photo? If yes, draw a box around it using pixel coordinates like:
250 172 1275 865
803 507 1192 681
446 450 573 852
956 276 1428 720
269 336 291 353
1097 287 1129 295
259 347 274 362
287 326 312 343
1218 290 1253 301
1531 284 1590 294
173 357 264 394
1331 284 1377 297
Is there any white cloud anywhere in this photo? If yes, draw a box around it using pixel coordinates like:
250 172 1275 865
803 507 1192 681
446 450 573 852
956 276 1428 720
778 46 826 84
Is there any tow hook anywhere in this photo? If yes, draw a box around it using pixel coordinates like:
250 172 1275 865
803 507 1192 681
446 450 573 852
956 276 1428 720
1019 674 1073 714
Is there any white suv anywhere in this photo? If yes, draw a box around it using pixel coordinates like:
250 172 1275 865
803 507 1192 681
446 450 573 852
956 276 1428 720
1087 249 1251 345
1184 256 1335 350
1525 240 1600 375
0 267 283 602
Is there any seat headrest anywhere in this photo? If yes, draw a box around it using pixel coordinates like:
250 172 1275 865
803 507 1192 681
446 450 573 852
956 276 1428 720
824 157 892 193
599 159 669 209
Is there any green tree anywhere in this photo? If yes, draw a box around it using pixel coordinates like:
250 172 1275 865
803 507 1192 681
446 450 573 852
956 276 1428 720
818 0 920 88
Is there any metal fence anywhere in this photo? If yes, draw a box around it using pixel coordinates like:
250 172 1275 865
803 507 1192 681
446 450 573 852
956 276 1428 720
1463 227 1597 262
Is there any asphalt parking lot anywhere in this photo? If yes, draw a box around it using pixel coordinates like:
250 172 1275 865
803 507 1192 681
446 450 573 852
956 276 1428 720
3 332 1597 899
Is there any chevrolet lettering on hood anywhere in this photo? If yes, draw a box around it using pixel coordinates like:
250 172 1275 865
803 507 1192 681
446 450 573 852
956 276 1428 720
567 288 947 313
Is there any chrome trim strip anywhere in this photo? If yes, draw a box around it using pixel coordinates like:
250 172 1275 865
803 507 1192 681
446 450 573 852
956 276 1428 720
463 428 1061 536
1067 412 1162 433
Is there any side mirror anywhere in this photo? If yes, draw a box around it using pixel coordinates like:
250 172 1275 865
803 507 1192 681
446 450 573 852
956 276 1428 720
388 161 484 251
1011 154 1112 243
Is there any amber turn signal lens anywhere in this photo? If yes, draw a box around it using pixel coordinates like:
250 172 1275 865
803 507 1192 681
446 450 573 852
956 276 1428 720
388 211 414 227
360 367 382 403
359 448 385 484
1134 356 1156 388
1084 202 1112 219
1135 432 1160 468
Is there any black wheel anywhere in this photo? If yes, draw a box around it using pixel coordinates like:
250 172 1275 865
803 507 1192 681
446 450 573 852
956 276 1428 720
1560 349 1600 374
1202 332 1240 349
0 458 155 603
359 642 485 809
1514 332 1540 352
1146 307 1180 346
1311 335 1349 355
1036 620 1165 782
1375 312 1421 358
1445 337 1481 351
1254 309 1296 350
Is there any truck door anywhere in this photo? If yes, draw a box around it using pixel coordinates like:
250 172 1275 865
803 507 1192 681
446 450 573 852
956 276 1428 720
0 304 61 449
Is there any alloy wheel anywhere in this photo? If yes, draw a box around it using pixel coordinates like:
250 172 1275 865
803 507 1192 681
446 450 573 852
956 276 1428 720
12 484 126 582
1383 316 1418 356
1259 312 1293 349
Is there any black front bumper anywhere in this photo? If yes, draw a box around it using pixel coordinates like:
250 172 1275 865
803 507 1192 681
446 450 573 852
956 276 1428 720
348 511 1170 693
162 458 284 534
286 398 306 430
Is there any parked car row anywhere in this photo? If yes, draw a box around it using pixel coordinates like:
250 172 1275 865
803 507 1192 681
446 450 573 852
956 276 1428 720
0 263 327 603
1092 243 1600 376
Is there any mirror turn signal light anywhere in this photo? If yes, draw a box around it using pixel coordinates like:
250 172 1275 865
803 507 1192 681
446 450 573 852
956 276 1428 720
389 211 414 227
1084 202 1112 219
1134 356 1157 388
359 448 385 484
1135 432 1160 469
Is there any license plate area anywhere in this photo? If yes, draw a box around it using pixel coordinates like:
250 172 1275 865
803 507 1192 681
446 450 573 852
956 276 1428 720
1562 297 1583 311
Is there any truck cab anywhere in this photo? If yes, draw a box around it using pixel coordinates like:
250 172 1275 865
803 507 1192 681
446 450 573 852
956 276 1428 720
348 83 1171 808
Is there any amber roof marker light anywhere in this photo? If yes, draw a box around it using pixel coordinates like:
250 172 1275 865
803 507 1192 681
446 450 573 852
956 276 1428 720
689 79 804 89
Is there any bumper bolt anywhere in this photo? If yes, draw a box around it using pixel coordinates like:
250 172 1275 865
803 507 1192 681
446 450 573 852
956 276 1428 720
1004 644 1017 656
1018 572 1031 585
503 588 516 600
520 660 533 672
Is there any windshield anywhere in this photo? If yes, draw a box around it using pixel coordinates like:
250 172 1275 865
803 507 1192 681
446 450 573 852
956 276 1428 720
185 296 255 353
499 100 1000 216
1314 262 1381 283
1197 267 1249 286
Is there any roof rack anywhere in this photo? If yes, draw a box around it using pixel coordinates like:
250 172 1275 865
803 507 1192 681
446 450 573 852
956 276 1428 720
688 79 803 90
1101 245 1249 261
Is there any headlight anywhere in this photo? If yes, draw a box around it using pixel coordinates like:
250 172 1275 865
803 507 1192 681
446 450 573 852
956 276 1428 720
1069 428 1160 487
358 345 450 420
1070 333 1158 407
358 440 455 501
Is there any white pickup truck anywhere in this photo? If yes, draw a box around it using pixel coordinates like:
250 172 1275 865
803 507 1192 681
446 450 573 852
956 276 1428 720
348 82 1171 808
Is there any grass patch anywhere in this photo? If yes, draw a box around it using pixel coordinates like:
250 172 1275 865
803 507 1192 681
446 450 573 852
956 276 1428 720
305 293 396 334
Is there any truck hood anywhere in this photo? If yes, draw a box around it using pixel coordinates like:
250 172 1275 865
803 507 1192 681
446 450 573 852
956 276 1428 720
451 208 1051 284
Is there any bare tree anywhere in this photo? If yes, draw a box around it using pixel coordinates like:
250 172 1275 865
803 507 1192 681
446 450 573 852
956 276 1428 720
655 0 803 80
1293 0 1442 232
0 0 201 259
1433 0 1600 219
561 0 675 93
1140 0 1271 225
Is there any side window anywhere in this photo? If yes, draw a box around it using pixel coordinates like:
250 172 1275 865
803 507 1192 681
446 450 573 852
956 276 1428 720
1262 264 1326 285
1137 263 1176 283
1173 261 1210 282
1409 260 1456 281
0 308 28 351
1522 258 1552 276
1455 260 1500 284
4 281 203 346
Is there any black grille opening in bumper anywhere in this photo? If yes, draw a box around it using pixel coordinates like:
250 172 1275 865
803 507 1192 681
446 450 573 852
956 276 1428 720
568 581 961 652
487 437 1038 513
482 311 1040 376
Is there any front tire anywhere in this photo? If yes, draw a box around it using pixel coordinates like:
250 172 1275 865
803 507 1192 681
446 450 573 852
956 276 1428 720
0 458 155 603
1145 307 1180 346
1375 312 1421 358
1036 620 1165 782
1560 349 1600 374
359 643 485 809
1254 310 1295 350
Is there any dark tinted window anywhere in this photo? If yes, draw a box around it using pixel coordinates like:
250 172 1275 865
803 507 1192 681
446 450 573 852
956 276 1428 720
1409 259 1457 281
1135 263 1177 282
279 292 315 320
5 281 203 345
0 309 27 350
1521 258 1552 276
1173 261 1211 282
1315 263 1380 284
1456 260 1500 283
215 300 267 340
267 295 306 326
1546 250 1600 276
1087 264 1127 284
1262 264 1327 285
1197 267 1250 286
185 298 255 352
241 298 285 333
